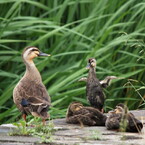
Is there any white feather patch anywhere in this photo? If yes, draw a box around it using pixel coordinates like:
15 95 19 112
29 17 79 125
23 47 34 59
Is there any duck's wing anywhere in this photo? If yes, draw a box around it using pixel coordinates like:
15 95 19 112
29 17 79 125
66 114 96 126
127 113 143 132
14 80 51 118
105 114 121 130
21 80 51 103
27 96 51 106
78 77 87 82
84 107 103 117
100 76 117 88
74 108 91 116
84 107 107 125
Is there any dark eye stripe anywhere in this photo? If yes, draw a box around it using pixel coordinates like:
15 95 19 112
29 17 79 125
32 49 38 51
89 59 94 63
89 58 94 63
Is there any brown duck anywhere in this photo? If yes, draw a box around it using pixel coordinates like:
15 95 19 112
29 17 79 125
13 46 51 125
105 103 143 132
66 102 107 126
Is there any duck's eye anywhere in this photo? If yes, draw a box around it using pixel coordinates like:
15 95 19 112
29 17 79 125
90 60 94 64
31 49 39 52
89 59 93 63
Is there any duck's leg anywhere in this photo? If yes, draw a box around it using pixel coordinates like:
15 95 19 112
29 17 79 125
22 114 27 122
42 119 46 125
78 119 84 128
22 114 28 126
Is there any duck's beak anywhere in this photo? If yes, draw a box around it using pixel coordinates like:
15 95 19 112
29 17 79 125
109 110 116 114
75 107 81 111
86 63 90 69
38 51 51 57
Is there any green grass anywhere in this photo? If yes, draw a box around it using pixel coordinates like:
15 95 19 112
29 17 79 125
9 119 55 143
0 0 145 124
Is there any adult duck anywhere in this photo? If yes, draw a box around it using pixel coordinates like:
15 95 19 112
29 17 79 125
13 46 51 125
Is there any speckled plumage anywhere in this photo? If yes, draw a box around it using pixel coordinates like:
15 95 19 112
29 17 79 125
105 104 143 132
66 102 107 126
86 58 105 111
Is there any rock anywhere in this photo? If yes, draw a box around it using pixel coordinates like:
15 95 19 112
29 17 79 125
0 110 145 145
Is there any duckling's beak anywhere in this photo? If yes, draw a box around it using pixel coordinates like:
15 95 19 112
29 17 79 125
109 110 116 114
86 63 90 69
38 51 51 57
75 107 81 111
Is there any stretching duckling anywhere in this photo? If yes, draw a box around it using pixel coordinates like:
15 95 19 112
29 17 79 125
66 102 107 126
13 46 51 125
105 104 143 132
79 58 117 112
79 76 117 88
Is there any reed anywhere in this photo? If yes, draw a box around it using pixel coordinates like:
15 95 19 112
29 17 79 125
0 0 145 124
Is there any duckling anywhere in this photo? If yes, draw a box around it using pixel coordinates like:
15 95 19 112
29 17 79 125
79 58 105 112
105 104 125 131
79 59 119 112
13 46 51 125
117 103 143 132
105 104 143 132
66 102 107 126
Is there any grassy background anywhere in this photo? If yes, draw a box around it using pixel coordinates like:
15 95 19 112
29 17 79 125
0 0 145 124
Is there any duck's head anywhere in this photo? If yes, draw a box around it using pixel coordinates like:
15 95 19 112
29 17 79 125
109 105 124 114
69 102 83 113
22 46 50 62
116 103 128 113
108 103 128 115
114 106 124 114
86 58 96 69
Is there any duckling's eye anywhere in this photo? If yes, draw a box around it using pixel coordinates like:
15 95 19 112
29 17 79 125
89 59 93 63
90 60 94 63
74 105 79 108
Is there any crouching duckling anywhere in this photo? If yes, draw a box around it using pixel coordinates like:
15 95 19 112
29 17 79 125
105 103 143 132
66 102 107 126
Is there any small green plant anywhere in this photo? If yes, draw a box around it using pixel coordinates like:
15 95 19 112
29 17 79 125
119 117 128 132
31 120 55 143
9 120 31 136
88 130 102 140
119 110 128 132
9 119 55 143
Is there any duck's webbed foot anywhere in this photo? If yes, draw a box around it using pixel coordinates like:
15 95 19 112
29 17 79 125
42 119 46 125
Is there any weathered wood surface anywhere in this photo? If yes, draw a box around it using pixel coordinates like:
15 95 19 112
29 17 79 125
0 110 145 145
